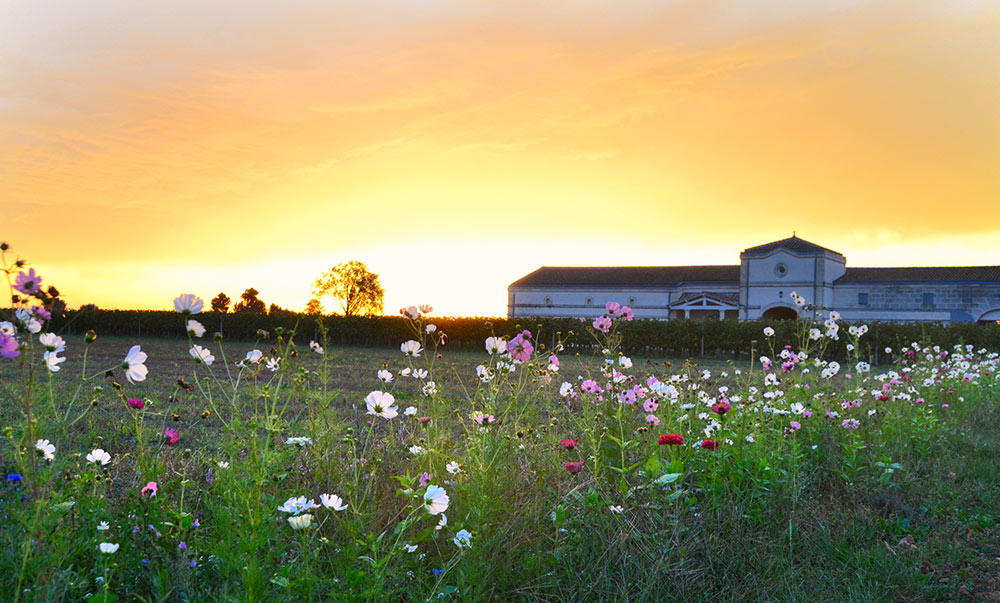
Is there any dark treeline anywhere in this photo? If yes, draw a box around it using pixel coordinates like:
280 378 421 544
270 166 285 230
46 309 1000 361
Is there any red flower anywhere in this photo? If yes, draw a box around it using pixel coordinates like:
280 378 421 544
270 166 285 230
163 428 179 446
564 461 585 475
658 433 684 446
700 439 719 450
712 400 731 415
560 438 579 450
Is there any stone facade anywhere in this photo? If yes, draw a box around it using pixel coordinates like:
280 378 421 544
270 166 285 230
508 236 1000 323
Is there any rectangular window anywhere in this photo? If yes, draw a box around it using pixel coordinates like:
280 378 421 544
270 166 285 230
923 292 934 306
858 292 868 306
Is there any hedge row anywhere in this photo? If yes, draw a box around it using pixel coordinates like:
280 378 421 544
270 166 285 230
46 309 1000 361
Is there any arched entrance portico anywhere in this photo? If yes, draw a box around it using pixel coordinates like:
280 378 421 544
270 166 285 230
762 306 798 320
978 309 1000 324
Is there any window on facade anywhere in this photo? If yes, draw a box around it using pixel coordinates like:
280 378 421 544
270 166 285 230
628 297 637 306
923 292 934 306
774 263 788 277
544 296 553 306
858 293 869 306
585 297 593 306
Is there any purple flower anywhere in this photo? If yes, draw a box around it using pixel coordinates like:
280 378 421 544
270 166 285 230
419 472 432 487
179 541 187 550
13 268 42 296
592 316 612 334
0 333 19 358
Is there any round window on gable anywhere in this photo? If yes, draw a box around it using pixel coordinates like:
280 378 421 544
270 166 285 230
627 297 637 306
774 263 788 278
585 297 594 306
544 296 553 306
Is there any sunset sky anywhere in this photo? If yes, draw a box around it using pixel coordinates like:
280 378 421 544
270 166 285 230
2 1 998 316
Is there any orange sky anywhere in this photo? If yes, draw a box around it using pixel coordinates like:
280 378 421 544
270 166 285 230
2 1 998 316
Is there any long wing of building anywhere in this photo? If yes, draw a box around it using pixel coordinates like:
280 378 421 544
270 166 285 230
507 236 1000 323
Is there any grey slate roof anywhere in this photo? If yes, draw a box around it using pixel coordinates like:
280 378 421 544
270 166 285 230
510 265 740 288
838 266 1000 283
742 236 842 256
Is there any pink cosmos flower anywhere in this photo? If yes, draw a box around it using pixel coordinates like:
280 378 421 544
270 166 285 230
418 472 432 487
621 306 634 321
789 421 801 431
592 316 612 333
547 355 559 368
712 400 731 415
13 268 42 296
507 331 534 363
128 397 145 409
619 389 637 405
141 481 158 497
163 428 179 446
581 380 603 395
842 418 860 430
643 399 659 413
31 306 51 321
0 333 19 358
605 302 621 316
646 414 660 426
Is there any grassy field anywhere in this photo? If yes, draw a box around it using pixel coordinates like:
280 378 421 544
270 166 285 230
3 312 1000 601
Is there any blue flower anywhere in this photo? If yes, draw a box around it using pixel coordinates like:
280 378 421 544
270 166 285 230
432 568 444 575
6 474 23 482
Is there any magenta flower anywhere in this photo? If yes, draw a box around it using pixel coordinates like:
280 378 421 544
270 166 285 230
592 316 612 333
789 421 801 431
418 472 432 487
127 397 145 409
0 333 19 358
31 306 51 321
13 268 42 296
619 389 637 404
643 399 659 413
506 331 534 363
164 428 180 446
580 380 602 395
621 306 634 321
842 418 860 430
141 481 158 497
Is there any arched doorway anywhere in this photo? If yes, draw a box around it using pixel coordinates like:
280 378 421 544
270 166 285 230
977 309 1000 325
762 306 798 320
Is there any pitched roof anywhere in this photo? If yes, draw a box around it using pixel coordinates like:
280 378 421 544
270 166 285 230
742 236 842 256
510 265 740 288
838 266 1000 283
674 292 740 305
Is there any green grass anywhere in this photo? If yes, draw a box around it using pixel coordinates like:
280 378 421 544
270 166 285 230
3 320 1000 602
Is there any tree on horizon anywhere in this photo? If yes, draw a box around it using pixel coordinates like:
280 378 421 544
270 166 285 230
233 288 266 314
312 261 384 317
211 292 231 313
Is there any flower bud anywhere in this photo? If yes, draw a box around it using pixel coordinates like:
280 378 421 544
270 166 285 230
85 330 97 344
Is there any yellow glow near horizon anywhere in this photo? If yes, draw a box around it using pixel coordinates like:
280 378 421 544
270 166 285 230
2 1 999 316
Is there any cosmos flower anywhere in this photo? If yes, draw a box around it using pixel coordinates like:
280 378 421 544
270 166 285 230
122 345 148 383
285 436 313 447
763 326 775 337
309 340 324 354
400 340 422 357
560 438 579 450
163 428 180 446
453 529 473 549
320 493 348 511
38 332 65 353
484 337 507 355
35 439 55 461
287 514 313 530
377 369 393 382
13 268 42 296
173 294 204 315
186 320 206 338
189 345 215 365
423 485 450 515
592 316 612 334
45 353 66 373
564 461 585 475
365 391 398 419
141 481 158 497
278 496 319 515
86 448 111 466
446 461 462 474
98 542 119 554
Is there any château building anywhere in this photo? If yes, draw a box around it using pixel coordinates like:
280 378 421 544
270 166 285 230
507 236 1000 323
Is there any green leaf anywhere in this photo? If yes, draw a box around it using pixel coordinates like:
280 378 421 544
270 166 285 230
618 478 628 495
89 593 117 603
654 473 683 487
270 576 290 588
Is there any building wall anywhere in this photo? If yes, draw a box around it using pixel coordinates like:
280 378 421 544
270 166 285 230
740 249 847 319
507 285 740 319
832 283 1000 323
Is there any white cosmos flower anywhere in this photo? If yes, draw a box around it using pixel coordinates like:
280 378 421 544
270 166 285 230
0 321 14 336
453 529 472 549
173 294 204 315
618 356 632 369
423 485 450 515
446 461 461 474
189 345 214 365
86 448 111 466
412 368 428 380
404 406 417 416
400 340 422 357
217 461 230 469
435 513 448 530
809 328 822 341
309 340 324 355
320 493 348 511
98 542 119 554
409 445 426 455
244 349 263 364
377 369 393 383
609 505 624 514
559 382 573 397
426 324 437 334
763 326 775 337
287 514 313 530
421 381 437 397
122 345 148 383
285 436 313 447
405 544 418 553
419 304 433 314
278 496 319 515
365 391 398 419
485 337 507 355
35 439 55 461
97 521 110 531
476 365 493 382
400 305 421 320
39 333 65 353
44 352 66 372
186 320 206 338
266 357 280 372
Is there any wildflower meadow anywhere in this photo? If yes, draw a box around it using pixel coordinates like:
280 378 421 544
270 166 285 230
3 243 1000 601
